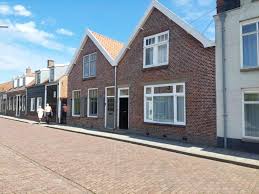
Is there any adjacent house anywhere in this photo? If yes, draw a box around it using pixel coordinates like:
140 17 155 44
45 60 69 123
6 67 34 118
67 30 123 129
215 0 259 152
26 67 49 121
115 0 216 145
0 81 12 115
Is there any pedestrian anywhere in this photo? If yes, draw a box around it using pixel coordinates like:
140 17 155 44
45 103 52 124
61 103 67 124
37 106 44 124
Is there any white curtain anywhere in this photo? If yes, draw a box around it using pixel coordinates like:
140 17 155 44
153 96 174 123
245 104 259 137
145 48 153 66
158 44 167 64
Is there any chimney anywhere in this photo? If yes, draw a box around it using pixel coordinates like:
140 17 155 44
26 67 33 76
217 0 241 14
47 60 55 68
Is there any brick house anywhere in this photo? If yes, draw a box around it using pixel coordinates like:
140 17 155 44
6 67 35 118
67 30 123 129
0 81 12 115
115 1 216 145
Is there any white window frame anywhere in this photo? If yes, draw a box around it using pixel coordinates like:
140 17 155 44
242 89 259 140
143 30 169 68
36 97 42 110
72 90 81 117
144 83 186 126
30 98 35 112
87 88 98 118
240 19 259 69
83 52 97 79
49 68 55 82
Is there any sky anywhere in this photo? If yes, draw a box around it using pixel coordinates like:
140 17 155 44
0 0 216 83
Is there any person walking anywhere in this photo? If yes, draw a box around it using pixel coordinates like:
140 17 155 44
45 103 52 124
37 106 44 124
61 103 67 124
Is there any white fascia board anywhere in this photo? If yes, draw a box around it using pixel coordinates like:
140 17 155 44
115 0 215 65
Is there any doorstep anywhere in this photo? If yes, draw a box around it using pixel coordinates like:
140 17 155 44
1 114 259 169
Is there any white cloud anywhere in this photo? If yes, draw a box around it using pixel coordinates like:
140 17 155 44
0 3 31 17
56 28 74 36
174 0 192 6
13 5 31 16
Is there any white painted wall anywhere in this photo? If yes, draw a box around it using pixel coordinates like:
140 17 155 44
215 1 259 140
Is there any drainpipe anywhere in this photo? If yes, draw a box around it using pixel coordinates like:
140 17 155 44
114 65 117 131
220 12 228 149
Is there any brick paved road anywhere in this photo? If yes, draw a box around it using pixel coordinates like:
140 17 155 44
0 118 259 194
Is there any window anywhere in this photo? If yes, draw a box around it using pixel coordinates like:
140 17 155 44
19 78 23 87
9 97 12 111
241 21 259 68
144 31 169 68
50 68 55 82
30 98 35 112
88 88 98 117
243 92 259 138
22 95 26 111
13 96 16 111
14 79 18 88
72 90 81 116
36 72 41 84
144 83 185 125
83 53 97 78
36 97 42 109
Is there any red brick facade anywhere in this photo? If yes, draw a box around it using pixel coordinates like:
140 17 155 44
117 8 216 145
67 38 115 129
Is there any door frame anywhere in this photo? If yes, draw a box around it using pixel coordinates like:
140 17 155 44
105 86 115 129
117 87 129 129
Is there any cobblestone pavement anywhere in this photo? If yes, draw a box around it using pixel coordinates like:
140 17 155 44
0 118 259 194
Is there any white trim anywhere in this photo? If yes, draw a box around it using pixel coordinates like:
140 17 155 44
72 90 81 117
105 86 115 129
87 88 98 118
117 87 129 129
242 89 259 140
115 0 214 65
144 83 186 126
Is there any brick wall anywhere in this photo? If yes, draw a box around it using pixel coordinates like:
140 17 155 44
117 8 216 145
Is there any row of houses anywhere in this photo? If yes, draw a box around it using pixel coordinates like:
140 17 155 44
0 0 258 153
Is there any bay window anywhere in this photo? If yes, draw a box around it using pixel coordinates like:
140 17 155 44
83 53 97 78
144 31 169 68
241 21 259 68
243 92 259 138
72 90 81 116
144 83 185 125
88 88 98 117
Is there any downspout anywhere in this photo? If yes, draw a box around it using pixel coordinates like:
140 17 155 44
114 65 117 131
220 12 227 149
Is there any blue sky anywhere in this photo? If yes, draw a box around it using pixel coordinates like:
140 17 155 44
0 0 216 83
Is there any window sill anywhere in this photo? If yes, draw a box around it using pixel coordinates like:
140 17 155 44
83 76 96 81
144 121 186 127
88 115 98 119
240 67 259 72
142 64 169 71
72 115 81 117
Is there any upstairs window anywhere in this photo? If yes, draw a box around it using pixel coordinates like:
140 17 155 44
36 72 41 84
144 31 169 68
50 68 55 82
83 53 97 79
242 21 259 68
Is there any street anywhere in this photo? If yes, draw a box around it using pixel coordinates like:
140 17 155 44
0 118 258 193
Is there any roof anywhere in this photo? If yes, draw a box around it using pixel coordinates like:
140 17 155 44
115 0 215 64
67 29 124 75
0 81 12 92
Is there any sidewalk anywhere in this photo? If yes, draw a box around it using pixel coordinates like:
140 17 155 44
1 115 259 169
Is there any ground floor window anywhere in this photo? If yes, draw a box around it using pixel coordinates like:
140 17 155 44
72 90 81 116
30 98 35 112
37 97 42 110
13 96 16 111
22 95 26 111
9 97 12 111
244 91 259 138
88 88 98 117
144 83 185 125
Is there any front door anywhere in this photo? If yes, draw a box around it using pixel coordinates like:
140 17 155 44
106 97 115 129
119 98 128 129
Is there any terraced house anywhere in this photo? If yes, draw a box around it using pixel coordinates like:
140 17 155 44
67 1 216 146
0 81 12 115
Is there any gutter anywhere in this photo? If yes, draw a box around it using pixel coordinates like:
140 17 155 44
220 12 228 149
114 65 117 131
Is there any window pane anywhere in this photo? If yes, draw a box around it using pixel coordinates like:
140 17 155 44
107 88 115 96
242 23 256 34
245 93 259 101
145 47 154 66
177 96 184 122
120 89 129 96
153 96 174 123
176 85 184 93
73 91 80 115
154 86 173 94
146 97 152 120
89 90 98 116
158 33 168 42
158 44 168 64
243 34 258 68
245 104 259 137
145 87 152 94
90 61 96 76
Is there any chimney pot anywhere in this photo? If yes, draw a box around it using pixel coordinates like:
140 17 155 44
47 60 55 68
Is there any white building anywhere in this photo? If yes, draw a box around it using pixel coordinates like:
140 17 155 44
215 0 259 152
